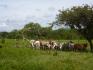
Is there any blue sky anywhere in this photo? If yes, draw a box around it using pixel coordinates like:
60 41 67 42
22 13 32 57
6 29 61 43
0 0 93 32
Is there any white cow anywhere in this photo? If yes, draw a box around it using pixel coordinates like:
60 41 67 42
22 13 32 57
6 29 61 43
29 40 35 48
34 40 41 49
29 40 40 49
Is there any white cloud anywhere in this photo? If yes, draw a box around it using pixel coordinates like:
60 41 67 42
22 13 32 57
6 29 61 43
0 0 93 32
0 4 8 8
48 7 56 11
0 22 7 27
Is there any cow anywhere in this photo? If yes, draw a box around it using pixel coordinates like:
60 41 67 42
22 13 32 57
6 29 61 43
29 39 35 48
39 40 50 50
48 41 58 50
73 43 88 51
27 39 40 49
40 40 60 50
61 41 74 51
68 41 74 51
33 40 41 49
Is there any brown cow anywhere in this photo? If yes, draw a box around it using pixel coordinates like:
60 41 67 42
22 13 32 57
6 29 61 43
73 43 88 51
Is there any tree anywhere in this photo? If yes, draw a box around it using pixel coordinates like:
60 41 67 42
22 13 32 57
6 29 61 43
55 4 93 51
23 22 53 39
8 30 22 39
0 32 8 39
22 22 42 39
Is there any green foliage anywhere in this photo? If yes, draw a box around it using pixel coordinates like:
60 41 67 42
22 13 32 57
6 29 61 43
0 32 8 38
6 30 22 39
47 29 84 40
57 4 93 39
22 22 42 39
56 4 93 50
0 22 84 40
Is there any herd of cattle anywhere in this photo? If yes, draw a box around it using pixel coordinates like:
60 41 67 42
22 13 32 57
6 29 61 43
27 39 88 51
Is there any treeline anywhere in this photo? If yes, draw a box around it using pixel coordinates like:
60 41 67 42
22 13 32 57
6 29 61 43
0 22 84 40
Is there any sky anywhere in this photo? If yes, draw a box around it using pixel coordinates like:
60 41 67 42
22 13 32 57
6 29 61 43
0 0 93 32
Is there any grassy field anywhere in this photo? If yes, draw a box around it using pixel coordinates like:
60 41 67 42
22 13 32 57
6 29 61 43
0 39 93 70
0 48 93 70
0 39 89 48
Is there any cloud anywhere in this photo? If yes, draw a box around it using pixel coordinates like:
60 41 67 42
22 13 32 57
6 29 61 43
0 12 56 32
0 22 12 32
0 19 26 32
35 9 41 11
0 22 7 27
48 7 56 11
0 4 8 8
0 0 93 32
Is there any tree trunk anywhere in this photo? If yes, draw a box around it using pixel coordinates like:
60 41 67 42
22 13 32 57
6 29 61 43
88 39 93 52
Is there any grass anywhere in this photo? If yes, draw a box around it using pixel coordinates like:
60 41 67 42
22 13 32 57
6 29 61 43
0 39 30 48
0 39 93 70
0 47 93 70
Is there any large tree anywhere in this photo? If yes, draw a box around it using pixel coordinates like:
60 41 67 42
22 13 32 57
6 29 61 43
55 4 93 51
23 22 52 39
22 22 42 39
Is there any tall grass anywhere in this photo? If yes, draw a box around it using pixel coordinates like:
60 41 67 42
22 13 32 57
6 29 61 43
0 47 93 70
0 39 93 70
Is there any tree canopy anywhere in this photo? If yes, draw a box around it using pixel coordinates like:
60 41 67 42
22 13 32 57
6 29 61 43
56 4 93 51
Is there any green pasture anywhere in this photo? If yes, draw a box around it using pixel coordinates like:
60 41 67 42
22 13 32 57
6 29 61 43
0 39 90 48
0 39 93 70
0 39 91 50
0 39 29 48
0 47 93 70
